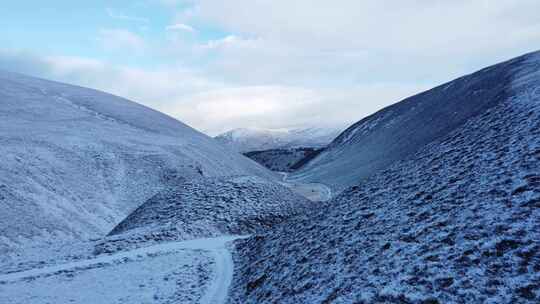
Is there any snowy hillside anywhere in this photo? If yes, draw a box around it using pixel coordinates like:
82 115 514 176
214 127 342 153
0 71 274 260
228 51 540 303
0 176 310 303
292 53 538 193
96 176 311 253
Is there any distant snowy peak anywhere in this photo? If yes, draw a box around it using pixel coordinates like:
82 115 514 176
214 126 343 152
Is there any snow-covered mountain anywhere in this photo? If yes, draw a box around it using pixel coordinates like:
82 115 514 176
228 51 540 303
0 71 274 259
292 52 538 193
214 126 343 153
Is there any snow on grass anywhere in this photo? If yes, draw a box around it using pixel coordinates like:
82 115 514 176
228 51 540 303
0 236 246 304
100 176 311 252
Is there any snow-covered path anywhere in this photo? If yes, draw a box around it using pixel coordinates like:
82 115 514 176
199 248 235 304
0 236 246 304
279 172 333 202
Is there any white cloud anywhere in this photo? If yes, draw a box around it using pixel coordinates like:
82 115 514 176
189 0 540 55
97 29 146 53
177 0 540 86
166 23 196 32
0 50 427 135
170 83 427 135
3 1 540 135
199 35 247 50
106 8 149 23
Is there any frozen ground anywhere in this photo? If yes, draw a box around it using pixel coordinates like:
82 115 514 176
228 51 540 303
0 171 313 304
0 173 311 303
0 236 244 304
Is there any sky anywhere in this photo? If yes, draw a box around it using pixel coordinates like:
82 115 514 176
1 1 539 135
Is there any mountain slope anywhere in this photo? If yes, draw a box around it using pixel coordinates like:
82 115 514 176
292 53 532 193
0 71 274 259
214 127 342 153
95 176 310 254
228 51 540 303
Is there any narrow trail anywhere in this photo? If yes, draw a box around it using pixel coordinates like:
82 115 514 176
199 248 235 304
278 172 333 202
0 236 246 304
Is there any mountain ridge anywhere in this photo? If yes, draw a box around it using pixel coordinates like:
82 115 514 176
292 51 538 193
214 126 343 153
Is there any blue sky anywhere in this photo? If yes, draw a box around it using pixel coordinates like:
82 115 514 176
3 2 136 58
1 1 221 67
1 1 539 134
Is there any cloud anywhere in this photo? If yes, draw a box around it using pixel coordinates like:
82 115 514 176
189 0 540 55
169 83 427 135
199 35 247 49
0 50 427 135
97 29 146 53
166 23 196 32
3 1 540 135
106 8 149 23
179 0 540 85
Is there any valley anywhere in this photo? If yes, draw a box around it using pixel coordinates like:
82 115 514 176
1 50 539 303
